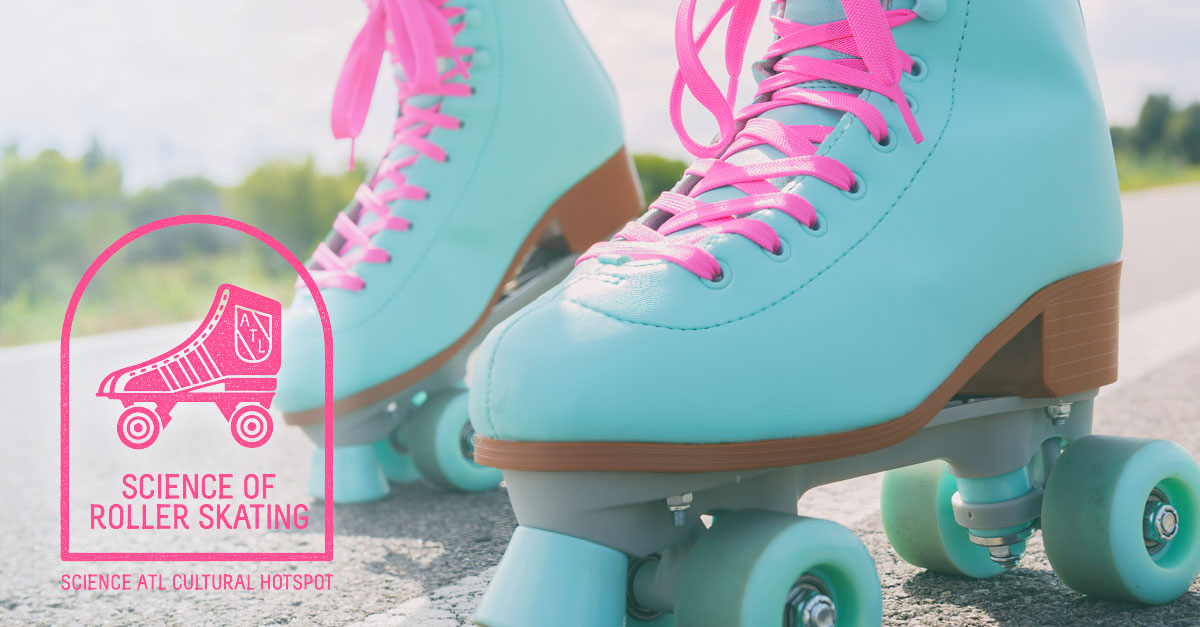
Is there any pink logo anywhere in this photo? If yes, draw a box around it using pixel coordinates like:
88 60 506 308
235 305 275 364
62 215 333 562
95 285 282 449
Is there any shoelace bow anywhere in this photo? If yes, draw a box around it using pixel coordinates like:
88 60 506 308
308 0 473 291
582 0 923 281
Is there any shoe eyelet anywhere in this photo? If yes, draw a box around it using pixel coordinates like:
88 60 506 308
465 9 483 27
905 93 919 113
802 211 829 237
702 260 732 290
871 127 897 153
841 175 866 200
469 86 478 96
906 56 928 82
763 237 791 262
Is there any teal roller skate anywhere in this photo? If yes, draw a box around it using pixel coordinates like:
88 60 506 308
278 0 642 503
468 0 1199 624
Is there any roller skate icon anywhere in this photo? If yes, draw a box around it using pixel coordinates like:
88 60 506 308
97 284 282 449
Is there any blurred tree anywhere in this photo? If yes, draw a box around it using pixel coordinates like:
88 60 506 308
124 177 229 261
1165 103 1200 164
632 153 688 206
1109 126 1133 154
225 158 364 261
0 145 124 299
1132 94 1172 155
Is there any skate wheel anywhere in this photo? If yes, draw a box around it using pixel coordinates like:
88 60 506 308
117 407 160 449
408 387 501 492
375 433 420 484
880 460 1008 579
309 444 389 504
675 510 881 627
230 405 273 448
1041 436 1200 604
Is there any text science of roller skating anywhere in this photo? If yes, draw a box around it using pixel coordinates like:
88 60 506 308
88 473 309 531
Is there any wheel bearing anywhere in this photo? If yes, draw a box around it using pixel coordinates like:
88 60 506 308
785 574 837 627
1144 488 1180 553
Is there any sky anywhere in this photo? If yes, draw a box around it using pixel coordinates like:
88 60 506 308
2 0 1199 189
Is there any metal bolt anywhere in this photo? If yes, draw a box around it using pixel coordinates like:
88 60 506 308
969 528 1033 568
986 545 1022 568
1144 490 1179 551
786 576 837 627
665 493 693 527
1044 402 1071 426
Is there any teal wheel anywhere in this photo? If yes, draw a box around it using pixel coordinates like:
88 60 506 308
375 431 420 484
308 443 389 504
408 387 502 492
626 555 676 626
880 460 1008 579
675 510 881 627
1042 435 1200 604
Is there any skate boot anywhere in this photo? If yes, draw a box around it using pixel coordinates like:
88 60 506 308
98 284 281 450
469 0 1200 624
277 0 642 503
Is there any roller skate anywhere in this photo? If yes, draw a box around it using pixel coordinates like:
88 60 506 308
468 0 1200 624
97 284 281 449
277 0 642 503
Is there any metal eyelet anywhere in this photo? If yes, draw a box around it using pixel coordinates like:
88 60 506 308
702 260 732 290
841 175 866 200
905 93 919 113
802 211 829 237
763 237 791 262
871 127 898 153
907 56 928 82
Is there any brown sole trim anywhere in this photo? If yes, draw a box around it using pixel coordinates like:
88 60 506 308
473 261 1122 473
283 147 644 426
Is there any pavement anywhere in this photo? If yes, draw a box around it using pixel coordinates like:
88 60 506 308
2 184 1199 626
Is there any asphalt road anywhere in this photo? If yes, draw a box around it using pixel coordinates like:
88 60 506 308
2 184 1199 626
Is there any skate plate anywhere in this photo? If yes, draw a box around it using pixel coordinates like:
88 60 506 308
480 389 1200 625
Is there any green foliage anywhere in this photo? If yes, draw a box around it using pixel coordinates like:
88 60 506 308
1113 151 1200 192
1166 103 1200 164
225 158 364 261
1112 95 1200 163
1132 94 1172 155
0 144 126 301
632 153 688 206
0 144 364 346
1110 95 1200 190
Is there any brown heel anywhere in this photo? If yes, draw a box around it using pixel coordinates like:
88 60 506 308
961 262 1121 398
545 148 644 252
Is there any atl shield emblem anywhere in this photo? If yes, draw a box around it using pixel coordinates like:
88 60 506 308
235 305 274 364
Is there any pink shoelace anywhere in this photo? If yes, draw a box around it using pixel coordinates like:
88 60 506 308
308 0 473 291
581 0 923 282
